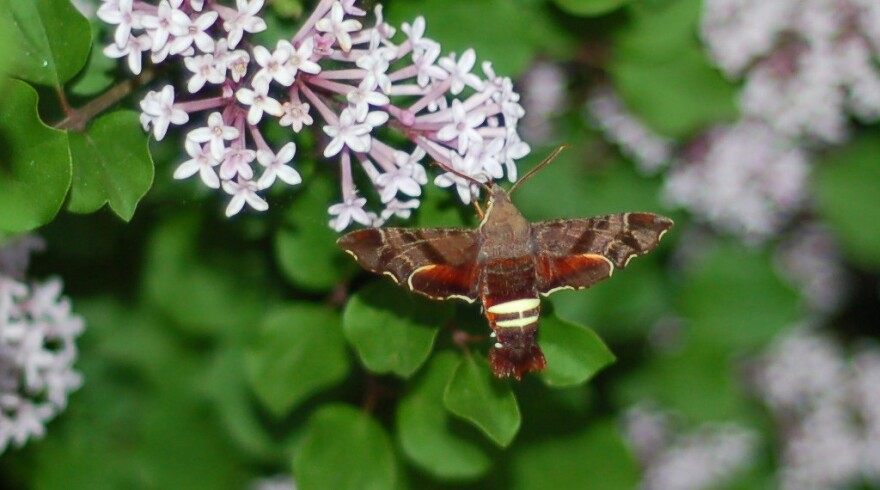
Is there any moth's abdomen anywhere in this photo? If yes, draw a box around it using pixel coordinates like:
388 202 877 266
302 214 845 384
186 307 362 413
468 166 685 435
480 257 546 379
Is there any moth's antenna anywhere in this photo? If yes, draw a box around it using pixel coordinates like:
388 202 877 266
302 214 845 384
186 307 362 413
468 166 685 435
431 160 492 194
509 145 569 195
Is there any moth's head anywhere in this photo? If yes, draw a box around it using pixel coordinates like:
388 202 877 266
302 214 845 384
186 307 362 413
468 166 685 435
489 327 546 380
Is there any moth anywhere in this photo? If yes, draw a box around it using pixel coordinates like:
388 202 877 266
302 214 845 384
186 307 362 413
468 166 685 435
337 148 673 380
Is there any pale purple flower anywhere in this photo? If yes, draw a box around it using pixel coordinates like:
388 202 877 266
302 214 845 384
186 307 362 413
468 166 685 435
253 40 296 86
347 81 390 122
438 49 483 95
376 198 420 225
753 328 880 488
0 272 84 453
222 0 268 49
222 178 268 217
323 109 372 157
140 0 189 52
169 10 218 55
256 142 302 189
97 0 141 48
173 139 221 189
701 0 880 142
436 99 485 154
402 16 438 57
103 33 151 75
376 149 427 202
139 85 188 140
519 60 567 143
315 1 363 52
664 121 809 241
587 87 673 174
501 130 530 182
236 77 283 125
279 101 313 132
413 43 445 88
220 147 256 181
183 53 225 92
356 46 392 93
287 37 321 76
623 405 757 490
328 196 371 231
471 138 505 180
434 151 485 204
225 48 251 83
187 112 240 160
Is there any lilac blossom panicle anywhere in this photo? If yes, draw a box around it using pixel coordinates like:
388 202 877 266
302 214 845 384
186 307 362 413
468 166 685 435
775 224 850 315
585 87 673 175
0 242 84 453
518 60 567 143
753 328 880 488
701 0 880 143
623 404 757 490
663 121 810 243
98 0 530 230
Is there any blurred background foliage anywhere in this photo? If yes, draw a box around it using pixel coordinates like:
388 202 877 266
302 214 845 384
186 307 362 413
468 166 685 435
1 0 879 489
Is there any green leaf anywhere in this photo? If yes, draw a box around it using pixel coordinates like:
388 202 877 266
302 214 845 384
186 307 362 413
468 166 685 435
245 304 350 417
611 44 736 137
609 0 737 137
815 134 880 270
68 15 116 97
385 0 565 76
444 355 520 447
510 420 639 490
554 0 633 16
27 299 252 490
203 347 279 461
142 212 268 335
0 79 71 233
679 242 799 350
397 351 492 480
5 0 91 87
295 405 397 490
514 146 667 221
343 280 450 378
275 178 354 291
613 0 704 61
540 312 616 387
67 111 154 220
615 342 748 421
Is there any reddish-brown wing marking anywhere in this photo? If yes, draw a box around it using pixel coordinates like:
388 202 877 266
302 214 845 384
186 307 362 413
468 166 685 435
337 228 480 302
532 213 674 295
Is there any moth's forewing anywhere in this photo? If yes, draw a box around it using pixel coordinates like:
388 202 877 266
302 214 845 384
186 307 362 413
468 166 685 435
337 228 480 301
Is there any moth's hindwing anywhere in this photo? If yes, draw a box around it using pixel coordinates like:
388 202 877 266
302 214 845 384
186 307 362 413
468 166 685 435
532 213 673 295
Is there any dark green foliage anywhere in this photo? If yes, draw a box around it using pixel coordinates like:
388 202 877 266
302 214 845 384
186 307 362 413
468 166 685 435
1 1 876 489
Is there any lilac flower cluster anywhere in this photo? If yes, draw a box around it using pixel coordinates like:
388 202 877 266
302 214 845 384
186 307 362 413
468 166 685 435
775 224 850 314
0 273 84 452
623 404 757 490
702 0 880 143
754 328 880 488
98 0 530 229
663 121 810 242
585 88 673 175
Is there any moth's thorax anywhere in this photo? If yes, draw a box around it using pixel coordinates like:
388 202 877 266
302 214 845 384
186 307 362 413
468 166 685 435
478 185 532 260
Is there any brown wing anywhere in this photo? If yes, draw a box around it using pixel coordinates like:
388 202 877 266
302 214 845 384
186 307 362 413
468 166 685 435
532 213 673 295
337 228 480 302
